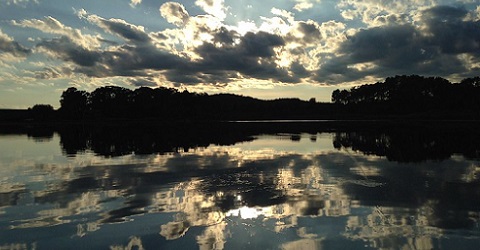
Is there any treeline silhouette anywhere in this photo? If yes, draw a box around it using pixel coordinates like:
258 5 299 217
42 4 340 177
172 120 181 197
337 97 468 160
51 74 480 120
2 74 480 122
57 86 333 121
332 75 480 118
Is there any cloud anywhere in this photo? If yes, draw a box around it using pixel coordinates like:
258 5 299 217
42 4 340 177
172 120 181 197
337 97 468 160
286 21 323 45
212 26 237 45
371 13 410 26
420 5 480 54
65 7 332 85
81 13 150 44
12 16 100 49
160 2 190 26
34 66 67 79
20 6 320 86
340 24 423 65
336 0 435 25
313 5 479 84
475 6 480 21
0 29 31 57
36 36 101 67
26 12 185 79
128 77 158 87
3 4 330 86
75 44 187 78
293 0 321 12
195 0 227 20
3 0 38 7
237 31 285 57
14 2 480 90
186 31 301 84
151 27 302 85
130 0 141 8
421 5 468 21
270 8 295 26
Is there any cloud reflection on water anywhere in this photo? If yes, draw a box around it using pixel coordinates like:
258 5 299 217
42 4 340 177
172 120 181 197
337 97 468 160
0 123 480 249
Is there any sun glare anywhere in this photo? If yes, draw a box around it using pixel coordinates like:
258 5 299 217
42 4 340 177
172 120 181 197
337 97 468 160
227 206 268 219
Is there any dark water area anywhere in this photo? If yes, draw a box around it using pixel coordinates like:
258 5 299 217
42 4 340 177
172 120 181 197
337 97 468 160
1 121 479 249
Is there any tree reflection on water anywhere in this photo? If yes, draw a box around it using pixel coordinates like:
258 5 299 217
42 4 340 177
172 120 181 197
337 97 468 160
0 121 479 249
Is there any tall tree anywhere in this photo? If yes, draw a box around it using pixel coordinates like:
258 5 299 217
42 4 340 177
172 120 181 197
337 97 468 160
59 87 89 119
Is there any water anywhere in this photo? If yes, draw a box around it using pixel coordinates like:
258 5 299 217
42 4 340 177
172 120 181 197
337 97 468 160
0 122 479 249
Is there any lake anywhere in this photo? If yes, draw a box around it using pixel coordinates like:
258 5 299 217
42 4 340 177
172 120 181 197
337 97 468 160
0 121 479 249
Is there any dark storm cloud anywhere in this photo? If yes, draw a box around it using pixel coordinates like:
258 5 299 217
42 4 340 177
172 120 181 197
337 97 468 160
36 36 100 67
239 31 284 57
422 5 480 55
212 26 237 45
160 30 298 84
32 13 187 78
340 25 423 64
185 31 296 84
103 5 480 85
285 21 322 45
422 5 468 21
80 44 187 77
93 18 151 44
0 32 31 57
314 59 364 84
76 14 189 76
296 22 321 38
36 34 185 78
315 5 480 83
113 44 184 70
290 62 310 79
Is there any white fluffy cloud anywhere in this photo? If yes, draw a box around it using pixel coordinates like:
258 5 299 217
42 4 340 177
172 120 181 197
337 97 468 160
160 2 190 26
195 0 227 20
293 0 321 12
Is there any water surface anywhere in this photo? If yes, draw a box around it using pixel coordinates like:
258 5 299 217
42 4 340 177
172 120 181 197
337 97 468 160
1 122 479 249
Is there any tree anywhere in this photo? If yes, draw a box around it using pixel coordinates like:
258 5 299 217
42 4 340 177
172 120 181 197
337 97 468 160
59 87 89 119
29 104 55 120
460 77 480 87
89 86 132 118
131 87 156 118
331 89 350 105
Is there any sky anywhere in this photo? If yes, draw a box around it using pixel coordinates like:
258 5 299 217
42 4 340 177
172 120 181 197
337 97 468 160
0 0 479 108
